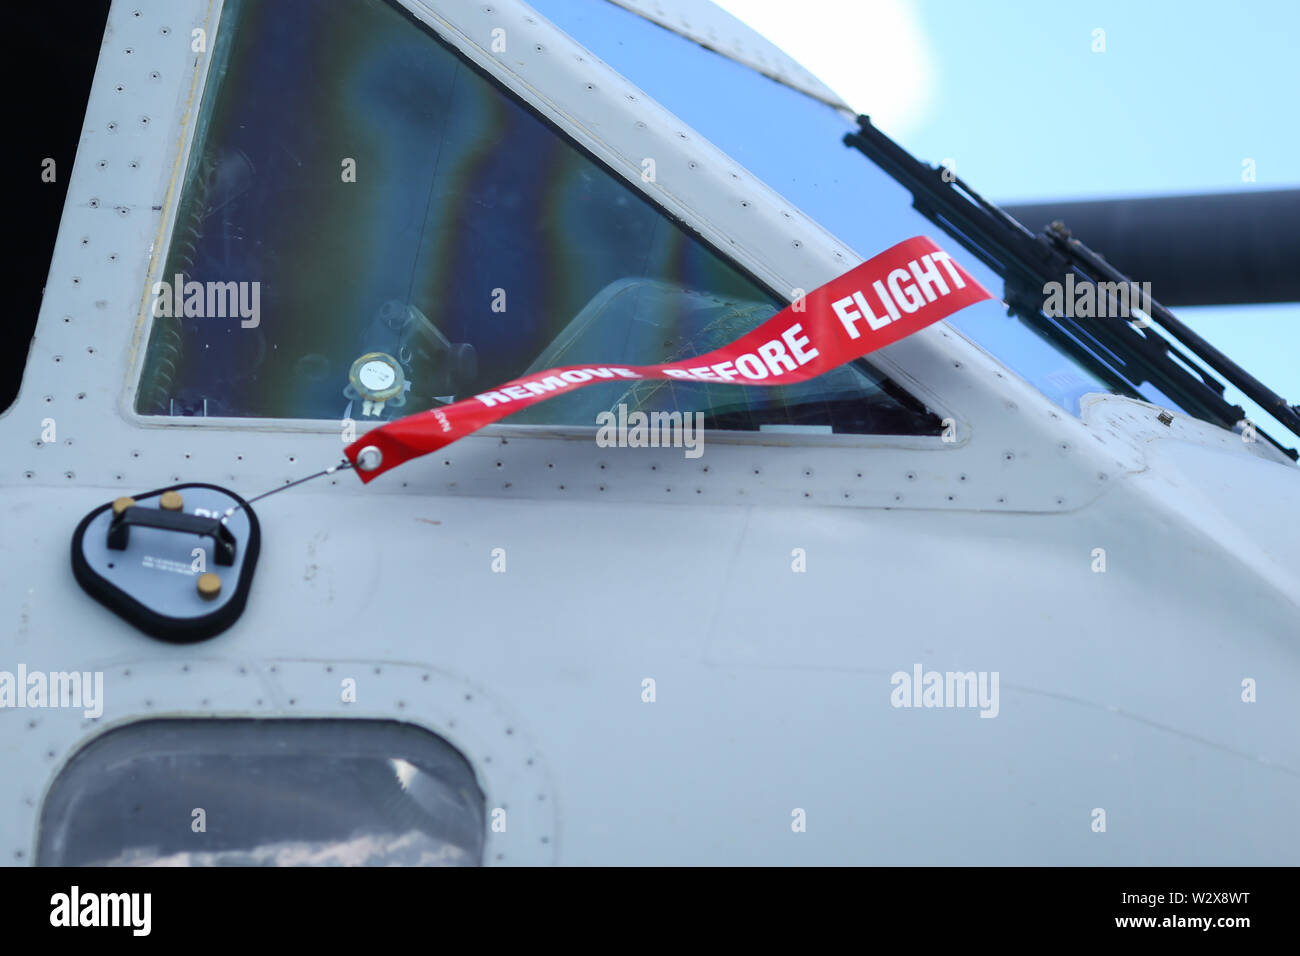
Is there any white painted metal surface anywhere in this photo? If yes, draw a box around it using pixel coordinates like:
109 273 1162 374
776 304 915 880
1 0 1296 865
604 0 851 109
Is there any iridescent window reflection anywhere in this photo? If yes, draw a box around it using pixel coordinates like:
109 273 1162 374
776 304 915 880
135 0 939 435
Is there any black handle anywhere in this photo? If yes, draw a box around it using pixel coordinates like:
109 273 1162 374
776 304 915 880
107 505 237 565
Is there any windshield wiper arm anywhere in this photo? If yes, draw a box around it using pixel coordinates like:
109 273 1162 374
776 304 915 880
843 114 1299 461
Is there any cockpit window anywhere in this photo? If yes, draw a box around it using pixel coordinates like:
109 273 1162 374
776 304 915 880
134 0 940 436
528 0 1130 417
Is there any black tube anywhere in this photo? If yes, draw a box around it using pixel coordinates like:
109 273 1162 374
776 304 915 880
1001 191 1300 306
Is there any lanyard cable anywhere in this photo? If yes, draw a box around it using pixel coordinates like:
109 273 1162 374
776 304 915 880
221 459 354 520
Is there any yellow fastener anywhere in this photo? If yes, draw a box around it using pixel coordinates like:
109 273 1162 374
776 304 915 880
197 573 221 600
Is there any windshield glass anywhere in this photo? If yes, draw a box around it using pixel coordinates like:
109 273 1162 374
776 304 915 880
530 0 1178 417
134 0 940 436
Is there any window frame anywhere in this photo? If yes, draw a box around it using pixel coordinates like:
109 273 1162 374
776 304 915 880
121 0 969 449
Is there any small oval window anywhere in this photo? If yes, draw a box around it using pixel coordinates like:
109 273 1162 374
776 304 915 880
38 719 485 866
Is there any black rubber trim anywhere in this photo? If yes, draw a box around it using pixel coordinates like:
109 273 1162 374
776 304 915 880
70 483 260 643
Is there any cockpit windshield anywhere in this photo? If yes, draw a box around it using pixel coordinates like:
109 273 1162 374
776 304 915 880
528 0 1168 418
135 0 940 436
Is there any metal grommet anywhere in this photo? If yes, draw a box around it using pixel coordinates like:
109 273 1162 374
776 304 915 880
159 490 184 511
111 496 136 516
357 446 383 471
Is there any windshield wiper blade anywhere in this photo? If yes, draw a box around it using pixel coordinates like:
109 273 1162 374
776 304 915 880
843 114 1299 461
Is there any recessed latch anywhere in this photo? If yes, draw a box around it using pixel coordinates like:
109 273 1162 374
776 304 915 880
71 483 260 643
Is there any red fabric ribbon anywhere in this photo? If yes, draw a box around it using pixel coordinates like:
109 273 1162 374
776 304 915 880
346 235 992 481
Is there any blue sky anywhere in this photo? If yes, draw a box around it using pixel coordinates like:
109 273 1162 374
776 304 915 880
718 0 1299 443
